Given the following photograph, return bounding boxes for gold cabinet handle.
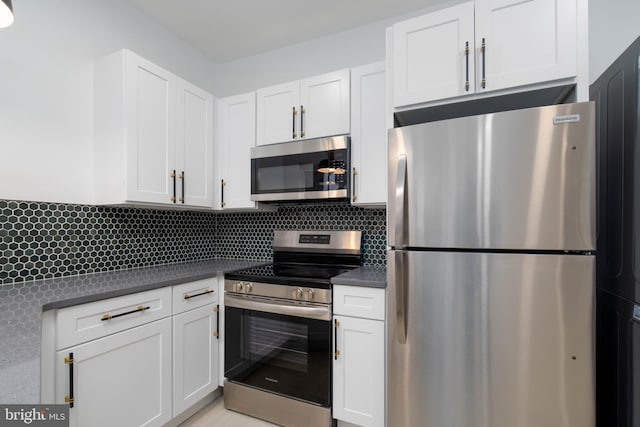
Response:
[64,352,75,408]
[179,171,185,204]
[184,289,214,300]
[170,170,177,203]
[481,38,486,89]
[334,319,340,359]
[464,41,470,91]
[352,167,358,202]
[292,106,298,139]
[221,179,227,208]
[101,305,150,321]
[214,304,220,339]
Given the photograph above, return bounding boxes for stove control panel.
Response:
[233,281,253,294]
[225,280,332,304]
[299,234,331,245]
[292,288,315,301]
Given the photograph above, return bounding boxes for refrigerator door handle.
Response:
[395,251,408,344]
[395,154,407,249]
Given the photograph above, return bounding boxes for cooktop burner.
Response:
[226,230,363,290]
[225,263,357,289]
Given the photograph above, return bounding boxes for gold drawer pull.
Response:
[184,289,214,300]
[101,305,150,321]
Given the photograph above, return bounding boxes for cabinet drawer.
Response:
[56,287,172,350]
[333,285,385,320]
[172,278,219,314]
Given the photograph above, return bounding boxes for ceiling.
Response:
[126,0,446,63]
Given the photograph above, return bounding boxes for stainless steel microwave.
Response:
[250,135,350,202]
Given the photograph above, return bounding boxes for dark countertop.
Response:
[0,258,267,404]
[331,266,387,288]
[41,259,268,311]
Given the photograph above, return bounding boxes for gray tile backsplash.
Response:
[0,200,386,286]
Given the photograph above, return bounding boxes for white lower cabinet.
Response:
[333,285,385,427]
[55,318,172,427]
[172,304,218,416]
[44,279,223,427]
[171,278,220,416]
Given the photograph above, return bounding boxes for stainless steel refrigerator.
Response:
[387,102,596,427]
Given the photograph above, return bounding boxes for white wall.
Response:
[212,5,452,97]
[589,0,640,83]
[0,0,217,204]
[212,20,387,97]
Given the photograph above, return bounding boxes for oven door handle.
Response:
[224,294,331,321]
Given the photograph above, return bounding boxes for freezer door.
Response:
[387,250,594,427]
[388,102,595,251]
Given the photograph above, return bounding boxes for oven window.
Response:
[225,307,332,407]
[248,316,308,372]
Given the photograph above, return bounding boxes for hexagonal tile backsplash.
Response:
[0,200,386,285]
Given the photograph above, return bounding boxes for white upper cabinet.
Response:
[299,69,350,140]
[350,62,387,207]
[95,49,214,208]
[256,81,300,146]
[123,54,177,205]
[393,2,475,107]
[176,79,214,208]
[391,0,577,107]
[256,69,350,145]
[215,92,259,210]
[475,0,577,92]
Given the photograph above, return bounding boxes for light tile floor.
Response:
[180,396,277,427]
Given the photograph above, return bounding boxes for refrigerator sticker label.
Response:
[553,114,580,125]
[634,305,640,322]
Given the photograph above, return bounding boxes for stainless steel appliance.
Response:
[590,35,640,427]
[387,102,596,427]
[250,135,350,202]
[223,230,362,427]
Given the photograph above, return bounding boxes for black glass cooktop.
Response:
[225,263,357,289]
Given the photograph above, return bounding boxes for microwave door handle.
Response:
[395,154,407,249]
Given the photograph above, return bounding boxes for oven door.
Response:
[224,295,332,407]
[250,135,349,201]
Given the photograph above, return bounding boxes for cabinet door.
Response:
[392,2,475,107]
[300,69,350,139]
[176,79,214,208]
[333,316,385,427]
[124,52,176,204]
[173,304,219,416]
[56,318,172,427]
[351,62,386,207]
[256,81,300,145]
[217,93,257,209]
[475,0,577,93]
